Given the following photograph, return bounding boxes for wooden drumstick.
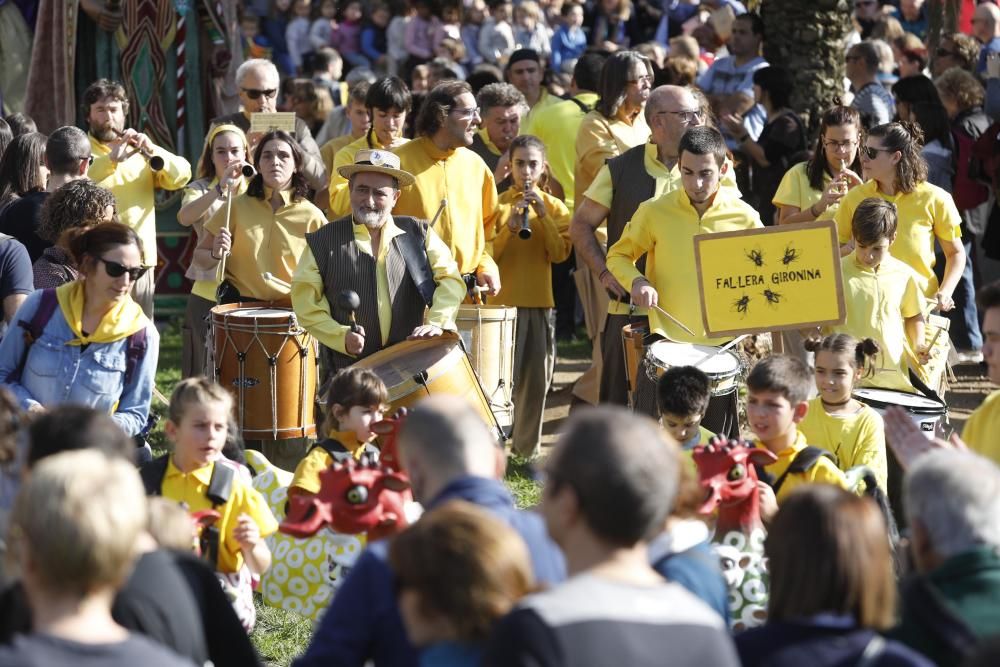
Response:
[217,187,234,283]
[650,303,695,336]
[261,272,291,290]
[429,198,447,227]
[695,334,749,369]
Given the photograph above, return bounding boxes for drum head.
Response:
[854,388,946,414]
[230,307,290,318]
[647,341,740,375]
[356,338,459,386]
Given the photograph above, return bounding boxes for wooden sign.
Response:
[250,112,297,134]
[694,220,845,337]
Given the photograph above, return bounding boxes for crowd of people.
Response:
[0,0,1000,665]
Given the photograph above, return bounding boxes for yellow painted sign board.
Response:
[250,112,297,134]
[694,220,845,337]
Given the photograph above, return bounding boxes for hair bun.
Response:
[859,338,880,357]
[898,119,925,145]
[803,338,821,353]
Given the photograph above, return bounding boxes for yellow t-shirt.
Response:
[290,431,371,494]
[328,133,409,217]
[963,389,1000,464]
[830,253,925,392]
[520,88,563,137]
[528,92,598,212]
[321,134,359,176]
[798,396,888,492]
[834,180,962,297]
[204,188,327,302]
[492,189,572,308]
[772,161,839,221]
[755,430,850,503]
[606,187,762,344]
[393,137,500,277]
[574,109,650,209]
[160,458,279,573]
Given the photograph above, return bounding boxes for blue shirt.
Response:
[978,37,1000,74]
[0,236,33,340]
[696,56,769,148]
[550,25,587,72]
[0,289,159,435]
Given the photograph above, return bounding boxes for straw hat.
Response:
[337,148,415,187]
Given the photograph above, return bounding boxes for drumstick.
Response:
[695,334,749,369]
[262,272,291,290]
[218,187,234,283]
[428,198,447,227]
[650,303,695,336]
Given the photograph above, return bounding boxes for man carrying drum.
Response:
[291,148,466,388]
[606,126,762,437]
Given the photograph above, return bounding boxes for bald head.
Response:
[974,3,1000,41]
[397,395,501,503]
[647,85,702,156]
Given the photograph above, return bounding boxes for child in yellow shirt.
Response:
[746,355,849,522]
[492,135,572,459]
[290,367,388,497]
[799,333,888,492]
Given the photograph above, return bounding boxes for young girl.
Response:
[332,0,371,69]
[285,0,313,72]
[361,2,392,72]
[799,334,888,493]
[492,135,571,459]
[153,377,278,630]
[310,0,337,52]
[289,368,388,497]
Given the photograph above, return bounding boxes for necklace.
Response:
[821,397,852,408]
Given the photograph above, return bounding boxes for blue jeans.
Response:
[936,233,982,350]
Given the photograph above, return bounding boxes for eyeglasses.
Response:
[98,257,149,282]
[823,139,856,149]
[241,87,278,100]
[628,74,654,85]
[78,155,95,166]
[450,106,481,120]
[861,145,894,160]
[660,109,704,123]
[935,48,959,58]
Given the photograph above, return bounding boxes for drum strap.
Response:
[769,446,837,495]
[392,217,436,308]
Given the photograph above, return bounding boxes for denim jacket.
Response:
[0,290,160,435]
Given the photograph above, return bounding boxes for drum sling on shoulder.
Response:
[140,455,236,567]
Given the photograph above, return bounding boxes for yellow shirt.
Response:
[475,127,502,158]
[321,133,359,177]
[798,396,888,492]
[772,161,839,221]
[204,188,327,302]
[393,137,500,276]
[963,389,1000,463]
[89,134,192,266]
[492,188,572,308]
[520,88,563,137]
[830,253,924,392]
[291,216,466,353]
[834,180,962,297]
[328,133,409,217]
[529,92,598,212]
[290,431,368,494]
[180,179,249,302]
[161,458,278,573]
[755,430,850,503]
[606,187,762,344]
[574,108,650,210]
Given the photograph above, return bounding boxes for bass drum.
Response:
[455,305,516,438]
[351,335,503,440]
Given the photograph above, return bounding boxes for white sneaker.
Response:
[956,349,984,364]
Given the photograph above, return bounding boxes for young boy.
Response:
[746,355,849,520]
[1,450,191,666]
[290,367,387,497]
[830,197,927,391]
[656,365,715,452]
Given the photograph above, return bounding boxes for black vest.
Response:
[469,133,512,193]
[606,144,654,294]
[305,215,435,371]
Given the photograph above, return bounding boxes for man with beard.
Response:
[469,82,526,193]
[84,79,191,316]
[291,148,465,380]
[394,80,503,298]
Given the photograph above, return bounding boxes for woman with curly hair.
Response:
[33,180,117,289]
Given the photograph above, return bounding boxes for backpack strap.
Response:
[123,326,148,387]
[9,288,59,383]
[139,454,171,497]
[206,461,236,507]
[567,96,593,113]
[771,446,836,495]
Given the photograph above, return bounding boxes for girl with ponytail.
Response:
[799,334,888,492]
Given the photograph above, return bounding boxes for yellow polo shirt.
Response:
[393,137,500,277]
[574,108,650,209]
[755,430,850,503]
[529,92,598,212]
[89,134,192,266]
[963,390,1000,464]
[291,216,465,354]
[160,458,278,573]
[492,189,572,308]
[829,253,924,392]
[772,161,840,221]
[328,133,409,217]
[606,187,762,344]
[321,133,360,177]
[520,88,563,137]
[290,430,370,494]
[204,188,327,302]
[834,180,962,297]
[798,396,888,492]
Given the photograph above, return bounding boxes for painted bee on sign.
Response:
[732,294,751,316]
[762,288,782,306]
[782,244,801,266]
[745,246,765,268]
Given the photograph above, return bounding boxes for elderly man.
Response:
[212,58,327,190]
[506,48,560,135]
[469,82,526,192]
[291,149,465,380]
[974,2,1000,74]
[572,86,737,407]
[84,79,191,317]
[891,449,1000,665]
[394,80,503,298]
[846,41,895,129]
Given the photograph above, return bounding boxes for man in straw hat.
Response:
[291,148,466,383]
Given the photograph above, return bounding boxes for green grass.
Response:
[149,318,183,456]
[252,600,315,666]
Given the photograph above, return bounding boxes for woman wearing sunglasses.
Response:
[834,121,966,316]
[0,222,159,440]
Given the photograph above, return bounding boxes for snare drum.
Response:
[621,323,648,401]
[854,387,948,435]
[211,304,318,440]
[643,341,742,396]
[455,305,516,437]
[352,336,503,439]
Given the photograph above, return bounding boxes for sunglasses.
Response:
[242,87,278,100]
[98,257,149,282]
[861,145,894,160]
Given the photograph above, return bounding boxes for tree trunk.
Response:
[759,0,852,138]
[925,0,961,53]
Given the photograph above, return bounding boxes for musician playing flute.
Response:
[291,149,465,390]
[85,79,191,317]
[393,80,502,299]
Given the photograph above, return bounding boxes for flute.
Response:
[111,128,164,171]
[518,178,533,240]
